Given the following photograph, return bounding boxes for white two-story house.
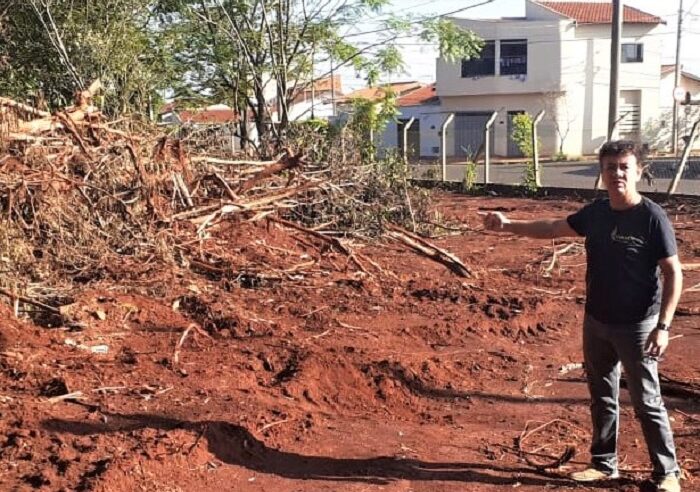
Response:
[436,0,665,158]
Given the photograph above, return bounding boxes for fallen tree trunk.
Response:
[237,151,302,194]
[0,97,50,118]
[13,79,102,136]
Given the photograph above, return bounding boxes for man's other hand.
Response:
[644,328,670,359]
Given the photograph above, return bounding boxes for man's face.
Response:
[600,152,642,195]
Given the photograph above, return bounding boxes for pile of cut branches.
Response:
[0,86,467,311]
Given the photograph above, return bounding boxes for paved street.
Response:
[412,158,700,196]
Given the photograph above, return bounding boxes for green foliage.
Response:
[280,129,432,234]
[364,149,431,230]
[511,113,534,158]
[285,118,340,164]
[348,90,399,162]
[360,0,391,11]
[522,161,538,194]
[511,113,540,194]
[0,0,483,150]
[0,1,176,115]
[462,160,479,192]
[420,18,484,63]
[375,46,404,74]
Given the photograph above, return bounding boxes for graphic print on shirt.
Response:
[610,226,646,248]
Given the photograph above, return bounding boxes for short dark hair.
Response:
[598,140,643,165]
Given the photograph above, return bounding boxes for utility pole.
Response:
[597,0,622,189]
[671,0,684,155]
[607,0,622,140]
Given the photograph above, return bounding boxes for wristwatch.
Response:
[656,322,670,332]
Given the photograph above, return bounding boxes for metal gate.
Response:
[454,112,495,160]
[507,111,526,157]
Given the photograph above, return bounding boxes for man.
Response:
[481,140,683,492]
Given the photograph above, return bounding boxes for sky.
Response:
[334,0,700,93]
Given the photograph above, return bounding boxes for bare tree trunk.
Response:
[28,0,84,90]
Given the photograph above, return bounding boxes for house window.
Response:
[621,43,643,63]
[462,40,495,77]
[500,39,527,75]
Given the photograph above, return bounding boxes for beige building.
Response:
[436,0,665,158]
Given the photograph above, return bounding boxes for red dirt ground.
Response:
[1,193,698,492]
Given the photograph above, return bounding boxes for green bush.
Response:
[511,113,534,158]
[462,160,478,192]
[511,113,539,194]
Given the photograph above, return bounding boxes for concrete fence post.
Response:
[441,113,455,182]
[532,109,546,187]
[402,116,416,164]
[483,111,498,185]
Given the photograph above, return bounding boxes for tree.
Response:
[1,0,487,155]
[158,0,485,154]
[0,1,178,116]
[541,91,574,159]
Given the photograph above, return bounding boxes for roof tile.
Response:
[536,2,662,24]
[341,81,422,102]
[397,84,438,107]
[178,109,238,124]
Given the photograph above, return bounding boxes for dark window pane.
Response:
[500,39,527,75]
[621,43,643,63]
[462,40,495,77]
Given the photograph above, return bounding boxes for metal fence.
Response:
[404,112,700,197]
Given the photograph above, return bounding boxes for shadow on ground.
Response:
[41,411,624,488]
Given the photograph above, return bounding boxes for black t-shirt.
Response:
[566,197,677,324]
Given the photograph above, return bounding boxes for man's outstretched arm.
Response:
[481,211,579,239]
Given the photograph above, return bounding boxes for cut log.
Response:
[385,223,473,278]
[0,287,60,315]
[190,156,280,166]
[237,151,302,194]
[0,97,50,118]
[75,79,103,109]
[676,306,700,316]
[14,79,102,135]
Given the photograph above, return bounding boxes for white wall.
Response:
[381,104,445,158]
[659,72,700,110]
[557,23,663,155]
[437,93,558,157]
[437,18,567,96]
[436,11,665,157]
[653,72,700,151]
[288,98,336,121]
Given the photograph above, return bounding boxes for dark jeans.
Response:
[583,314,679,479]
